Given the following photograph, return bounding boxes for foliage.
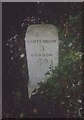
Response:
[34,13,82,118]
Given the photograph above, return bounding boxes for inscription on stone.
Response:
[25,24,59,98]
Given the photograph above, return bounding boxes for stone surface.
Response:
[25,24,59,98]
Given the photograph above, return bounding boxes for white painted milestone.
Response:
[25,24,59,98]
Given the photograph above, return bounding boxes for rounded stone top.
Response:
[25,24,58,39]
